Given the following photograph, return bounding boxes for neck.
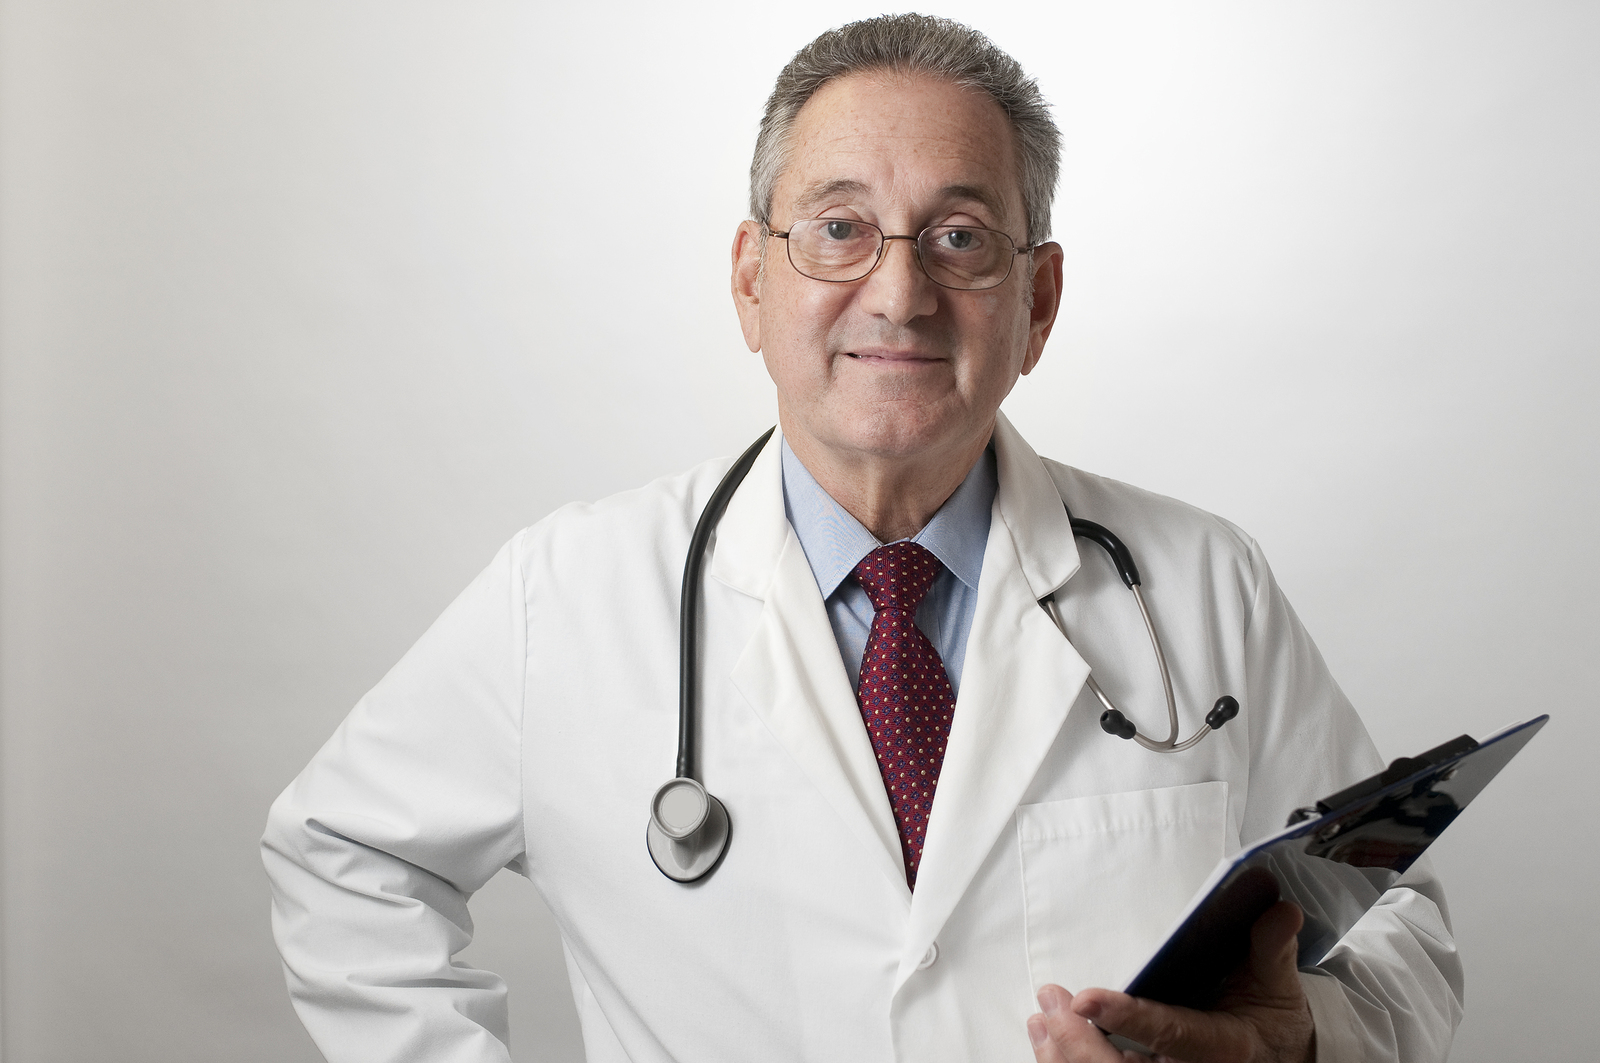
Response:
[783,418,992,542]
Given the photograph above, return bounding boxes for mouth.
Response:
[843,347,943,365]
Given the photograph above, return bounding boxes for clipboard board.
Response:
[1104,714,1548,1053]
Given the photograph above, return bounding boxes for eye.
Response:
[823,220,857,241]
[933,227,982,252]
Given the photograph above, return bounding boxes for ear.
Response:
[1020,241,1064,376]
[731,220,766,353]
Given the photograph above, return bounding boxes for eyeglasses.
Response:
[768,218,1034,291]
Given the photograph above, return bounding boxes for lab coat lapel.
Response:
[713,432,912,899]
[897,414,1092,985]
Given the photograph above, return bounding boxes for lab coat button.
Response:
[917,943,939,970]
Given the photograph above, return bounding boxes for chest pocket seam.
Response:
[1016,781,1229,995]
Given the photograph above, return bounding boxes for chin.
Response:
[831,406,979,461]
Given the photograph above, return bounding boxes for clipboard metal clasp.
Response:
[1287,734,1481,827]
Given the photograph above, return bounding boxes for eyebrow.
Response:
[938,184,1009,225]
[786,179,1012,228]
[789,179,871,219]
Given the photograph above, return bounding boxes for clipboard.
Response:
[1103,714,1548,1053]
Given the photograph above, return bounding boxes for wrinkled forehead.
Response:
[774,72,1026,230]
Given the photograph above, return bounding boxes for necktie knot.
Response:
[851,541,942,614]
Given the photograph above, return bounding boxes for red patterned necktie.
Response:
[852,541,957,889]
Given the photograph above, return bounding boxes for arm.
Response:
[261,537,529,1063]
[1028,534,1464,1062]
[1234,535,1464,1061]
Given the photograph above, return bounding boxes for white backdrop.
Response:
[1,2,1596,1060]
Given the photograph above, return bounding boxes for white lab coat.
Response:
[264,414,1463,1063]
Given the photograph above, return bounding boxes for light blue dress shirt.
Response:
[780,439,997,696]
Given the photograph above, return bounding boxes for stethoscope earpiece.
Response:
[1205,696,1240,730]
[1099,695,1238,749]
[1099,709,1138,740]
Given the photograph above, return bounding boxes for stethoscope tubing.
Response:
[655,428,1235,882]
[676,427,775,780]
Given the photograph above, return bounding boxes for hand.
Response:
[1026,901,1314,1063]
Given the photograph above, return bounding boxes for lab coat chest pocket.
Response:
[1017,781,1228,995]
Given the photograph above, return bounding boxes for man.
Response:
[264,15,1462,1062]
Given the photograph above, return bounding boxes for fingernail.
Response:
[1037,987,1062,1015]
[1027,1015,1049,1048]
[1075,998,1102,1020]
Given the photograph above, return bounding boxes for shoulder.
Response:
[1042,458,1257,552]
[1038,457,1267,588]
[506,454,738,588]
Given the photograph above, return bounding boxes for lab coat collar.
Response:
[716,428,912,896]
[707,427,788,600]
[712,415,1097,959]
[989,410,1082,600]
[710,412,1080,599]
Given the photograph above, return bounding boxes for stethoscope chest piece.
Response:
[646,776,730,883]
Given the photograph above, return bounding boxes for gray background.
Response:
[1,1,1595,1060]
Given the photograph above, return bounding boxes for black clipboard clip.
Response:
[1285,733,1480,827]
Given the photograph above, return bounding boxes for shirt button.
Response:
[917,943,939,970]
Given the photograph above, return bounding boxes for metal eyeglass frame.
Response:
[767,218,1037,291]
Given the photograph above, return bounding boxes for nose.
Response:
[858,235,939,326]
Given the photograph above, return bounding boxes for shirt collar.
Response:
[780,438,996,600]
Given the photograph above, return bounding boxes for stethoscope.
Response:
[646,429,1240,882]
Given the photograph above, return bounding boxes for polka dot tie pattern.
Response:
[851,541,956,890]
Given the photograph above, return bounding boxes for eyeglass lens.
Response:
[783,219,1017,290]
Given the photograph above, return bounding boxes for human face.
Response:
[732,73,1062,474]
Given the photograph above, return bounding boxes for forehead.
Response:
[775,72,1023,227]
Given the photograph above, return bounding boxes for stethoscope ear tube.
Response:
[1055,504,1239,754]
[1068,517,1141,588]
[652,427,775,883]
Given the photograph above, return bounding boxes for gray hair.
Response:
[749,14,1060,245]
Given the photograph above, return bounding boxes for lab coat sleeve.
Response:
[261,535,530,1063]
[1235,534,1465,1063]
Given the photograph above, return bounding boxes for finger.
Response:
[1071,988,1251,1063]
[1028,1013,1068,1063]
[1035,985,1126,1062]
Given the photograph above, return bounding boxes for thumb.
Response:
[1250,901,1305,993]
